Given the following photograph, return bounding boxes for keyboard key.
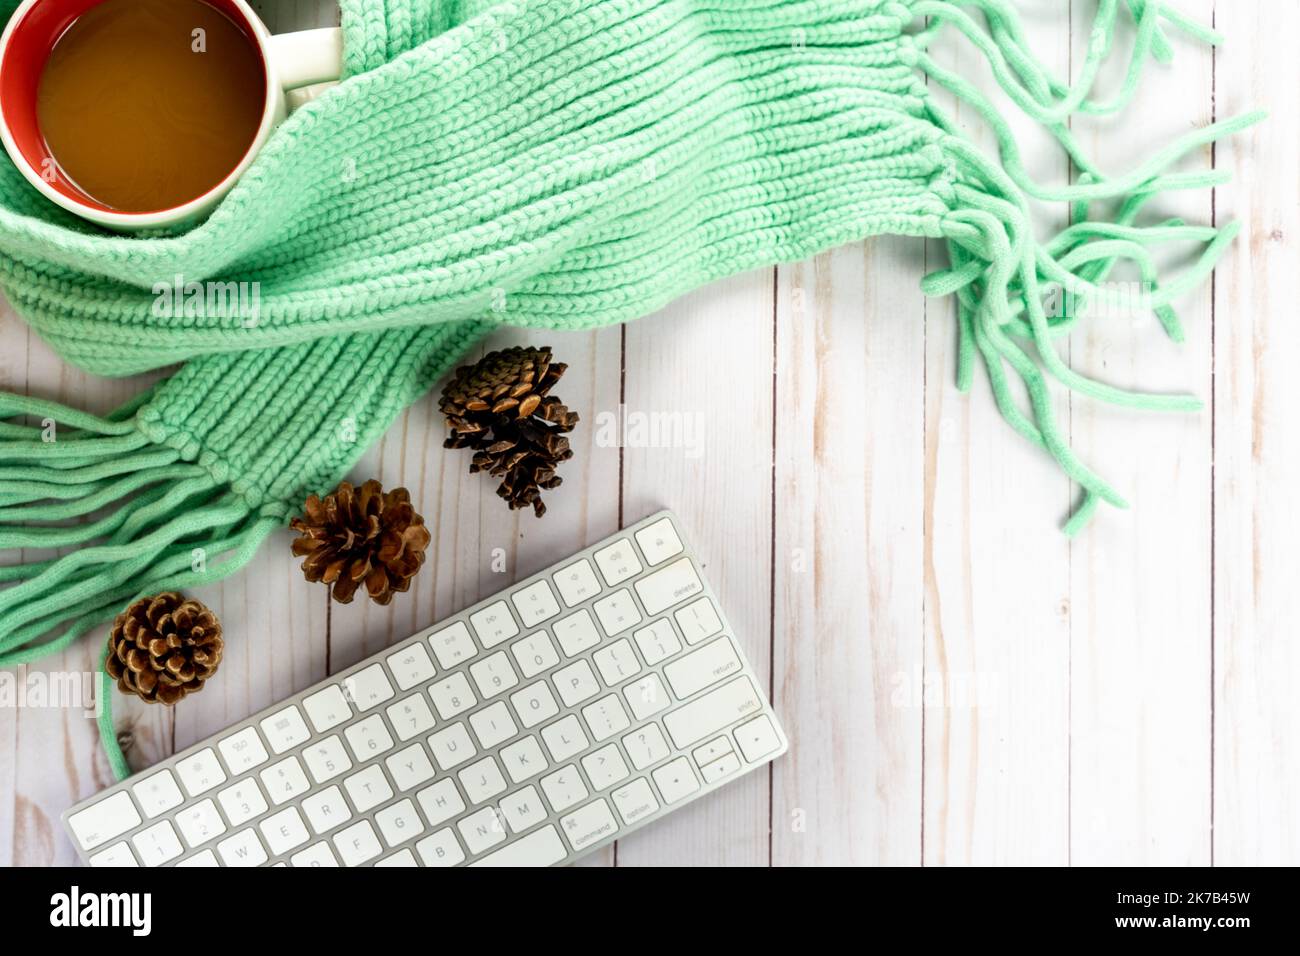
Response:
[560,798,618,852]
[593,638,641,686]
[633,619,681,665]
[664,636,742,699]
[541,714,589,762]
[302,684,352,733]
[582,744,630,790]
[428,672,476,720]
[386,643,436,690]
[593,588,642,636]
[375,798,424,847]
[552,558,601,607]
[634,557,703,616]
[301,786,351,834]
[663,676,762,749]
[386,743,436,791]
[386,694,436,741]
[552,608,601,657]
[217,728,269,775]
[260,706,310,755]
[611,778,660,826]
[344,713,395,761]
[458,807,508,855]
[343,764,393,812]
[674,596,722,645]
[509,680,559,729]
[131,770,183,819]
[511,631,559,678]
[89,842,137,867]
[416,778,466,827]
[458,756,508,804]
[553,659,600,707]
[301,735,352,784]
[428,722,477,770]
[469,700,518,748]
[581,694,630,742]
[540,765,589,813]
[499,785,548,834]
[593,538,642,586]
[416,828,466,866]
[291,843,339,867]
[260,806,310,855]
[217,828,268,866]
[342,664,394,711]
[217,779,268,827]
[501,735,548,783]
[471,824,567,867]
[624,674,670,720]
[174,849,218,867]
[376,848,419,867]
[699,751,743,784]
[511,580,561,628]
[734,714,783,762]
[260,756,310,805]
[469,650,519,699]
[175,748,227,796]
[652,757,700,804]
[623,723,671,770]
[692,735,734,766]
[469,601,519,648]
[428,621,478,668]
[333,820,383,866]
[131,820,183,866]
[175,799,225,847]
[634,516,684,566]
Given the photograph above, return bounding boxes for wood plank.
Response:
[614,271,775,866]
[1212,0,1300,866]
[920,3,1073,865]
[771,239,925,865]
[1066,0,1216,866]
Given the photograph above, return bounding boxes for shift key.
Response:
[663,676,763,749]
[634,557,703,616]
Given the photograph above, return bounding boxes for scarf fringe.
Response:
[906,0,1264,533]
[0,394,278,667]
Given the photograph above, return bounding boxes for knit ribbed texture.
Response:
[0,0,1261,743]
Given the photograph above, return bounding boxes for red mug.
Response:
[0,0,343,231]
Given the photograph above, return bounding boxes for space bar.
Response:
[470,825,568,867]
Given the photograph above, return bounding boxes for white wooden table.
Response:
[2,1,1297,866]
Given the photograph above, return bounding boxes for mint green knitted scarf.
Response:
[0,0,1260,773]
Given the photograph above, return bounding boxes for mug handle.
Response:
[268,26,344,104]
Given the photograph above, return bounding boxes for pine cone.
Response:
[106,593,223,705]
[290,479,430,605]
[439,346,579,517]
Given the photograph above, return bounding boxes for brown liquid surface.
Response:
[37,0,265,213]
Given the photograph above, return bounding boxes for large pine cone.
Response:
[439,346,579,517]
[290,479,430,605]
[106,593,223,705]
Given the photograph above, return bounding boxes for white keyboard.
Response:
[64,511,787,867]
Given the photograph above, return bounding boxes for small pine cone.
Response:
[106,593,223,705]
[290,479,431,605]
[439,346,579,517]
